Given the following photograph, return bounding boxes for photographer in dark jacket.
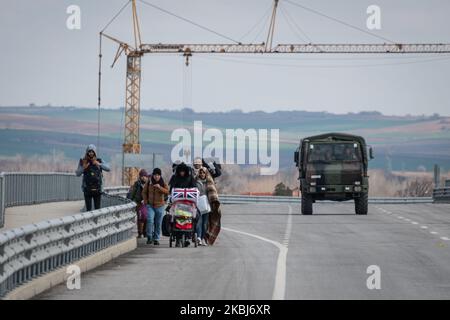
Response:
[75,144,110,211]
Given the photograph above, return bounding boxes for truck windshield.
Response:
[307,143,362,162]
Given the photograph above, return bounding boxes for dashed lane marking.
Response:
[376,207,449,242]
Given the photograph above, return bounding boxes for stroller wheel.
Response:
[182,234,190,247]
[194,233,198,248]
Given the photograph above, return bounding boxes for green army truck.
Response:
[294,133,374,215]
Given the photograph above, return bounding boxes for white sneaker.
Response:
[197,238,202,245]
[201,239,207,246]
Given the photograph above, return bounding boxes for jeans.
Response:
[196,212,209,239]
[84,191,101,211]
[146,205,165,241]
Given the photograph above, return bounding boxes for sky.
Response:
[1,0,450,116]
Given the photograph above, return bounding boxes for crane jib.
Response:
[139,43,450,54]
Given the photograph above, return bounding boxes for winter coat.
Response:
[142,180,169,208]
[169,163,196,191]
[195,167,221,245]
[75,144,110,193]
[195,167,219,205]
[129,179,146,204]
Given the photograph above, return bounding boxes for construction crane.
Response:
[100,0,450,186]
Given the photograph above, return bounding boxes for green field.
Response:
[0,106,449,172]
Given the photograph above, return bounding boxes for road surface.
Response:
[36,202,450,299]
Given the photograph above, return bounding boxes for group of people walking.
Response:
[76,144,222,247]
[129,158,222,247]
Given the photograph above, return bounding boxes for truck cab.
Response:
[294,133,373,215]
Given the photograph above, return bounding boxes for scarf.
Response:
[151,175,165,187]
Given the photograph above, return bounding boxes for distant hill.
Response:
[1,106,449,172]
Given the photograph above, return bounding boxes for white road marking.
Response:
[282,206,293,248]
[222,205,292,300]
[379,208,448,242]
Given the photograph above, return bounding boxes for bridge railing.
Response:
[219,194,433,204]
[433,187,450,203]
[104,190,434,205]
[0,172,84,228]
[0,175,4,229]
[0,192,135,298]
[2,172,83,207]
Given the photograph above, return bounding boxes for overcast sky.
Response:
[1,0,450,115]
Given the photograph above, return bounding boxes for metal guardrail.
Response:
[0,193,135,298]
[0,175,5,229]
[367,197,433,204]
[104,187,435,204]
[433,187,450,203]
[103,186,130,197]
[0,172,84,228]
[2,172,83,208]
[219,195,434,204]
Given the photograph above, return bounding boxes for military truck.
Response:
[294,133,374,215]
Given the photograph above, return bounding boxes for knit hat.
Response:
[152,168,162,175]
[139,169,148,177]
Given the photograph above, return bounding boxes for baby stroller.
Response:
[168,188,199,248]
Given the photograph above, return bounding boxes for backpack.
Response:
[84,162,102,192]
[161,214,172,237]
[130,181,144,203]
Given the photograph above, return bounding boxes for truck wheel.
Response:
[355,193,368,215]
[301,193,313,215]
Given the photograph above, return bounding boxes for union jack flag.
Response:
[171,188,199,203]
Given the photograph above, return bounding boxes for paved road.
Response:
[36,202,450,300]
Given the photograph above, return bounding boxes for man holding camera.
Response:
[76,144,110,211]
